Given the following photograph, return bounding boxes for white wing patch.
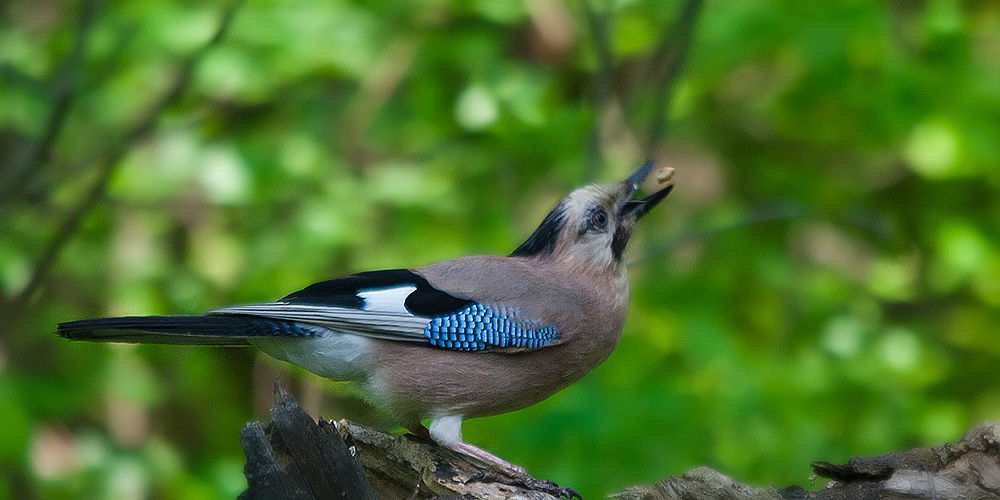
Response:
[357,285,417,314]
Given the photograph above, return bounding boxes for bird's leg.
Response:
[406,423,524,473]
[410,418,580,499]
[450,441,581,499]
[463,457,581,500]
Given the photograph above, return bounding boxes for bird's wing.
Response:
[210,269,561,352]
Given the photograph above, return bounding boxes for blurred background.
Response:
[2,0,1000,498]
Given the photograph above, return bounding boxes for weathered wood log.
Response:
[618,421,1000,500]
[335,418,579,499]
[808,420,1000,500]
[241,378,1000,499]
[241,379,572,499]
[238,378,377,500]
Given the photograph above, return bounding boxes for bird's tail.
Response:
[57,315,313,345]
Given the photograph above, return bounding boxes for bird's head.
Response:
[510,161,673,273]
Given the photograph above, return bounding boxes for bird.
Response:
[58,161,673,485]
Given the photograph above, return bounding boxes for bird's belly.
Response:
[250,332,376,382]
[371,337,620,421]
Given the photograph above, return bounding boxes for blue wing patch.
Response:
[423,303,559,351]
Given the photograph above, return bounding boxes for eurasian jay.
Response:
[58,161,673,482]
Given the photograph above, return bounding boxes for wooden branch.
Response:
[242,378,1000,499]
[239,378,377,500]
[810,421,1000,499]
[243,378,571,499]
[618,421,1000,500]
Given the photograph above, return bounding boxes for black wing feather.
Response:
[281,269,472,317]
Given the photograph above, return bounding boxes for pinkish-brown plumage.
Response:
[370,254,628,424]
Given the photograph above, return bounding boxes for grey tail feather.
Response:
[56,315,316,345]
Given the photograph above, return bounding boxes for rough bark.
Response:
[617,421,1000,500]
[238,379,377,500]
[241,379,1000,500]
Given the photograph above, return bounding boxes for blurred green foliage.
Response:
[2,0,1000,498]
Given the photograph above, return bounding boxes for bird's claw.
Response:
[467,470,582,499]
[522,477,582,500]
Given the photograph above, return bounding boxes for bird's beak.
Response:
[617,161,674,221]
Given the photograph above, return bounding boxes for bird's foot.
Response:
[450,441,581,498]
[467,469,582,499]
[450,441,526,475]
[406,429,581,499]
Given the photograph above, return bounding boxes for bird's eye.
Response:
[589,208,608,230]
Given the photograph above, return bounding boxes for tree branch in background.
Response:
[580,0,615,182]
[340,36,422,167]
[632,200,892,268]
[89,24,141,95]
[3,1,243,318]
[0,0,98,208]
[641,0,703,159]
[630,200,806,267]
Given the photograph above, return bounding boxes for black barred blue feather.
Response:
[424,304,560,351]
